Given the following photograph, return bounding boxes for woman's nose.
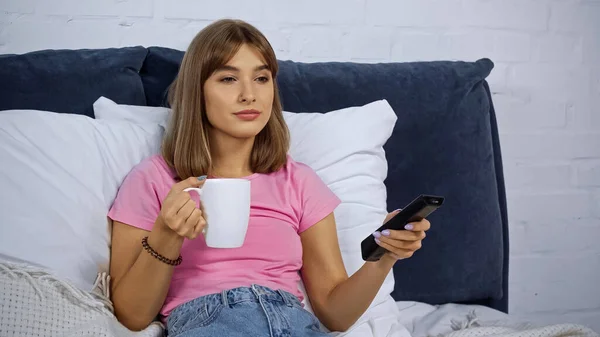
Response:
[238,81,256,103]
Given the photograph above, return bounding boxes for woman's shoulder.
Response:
[273,155,323,185]
[277,155,315,177]
[127,154,176,181]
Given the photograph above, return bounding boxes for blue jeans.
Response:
[166,284,329,337]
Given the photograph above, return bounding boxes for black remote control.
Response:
[361,194,444,262]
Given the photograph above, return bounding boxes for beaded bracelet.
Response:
[141,236,182,266]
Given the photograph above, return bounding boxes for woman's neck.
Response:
[208,131,255,178]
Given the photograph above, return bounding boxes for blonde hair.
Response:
[162,19,290,179]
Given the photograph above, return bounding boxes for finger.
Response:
[380,229,426,241]
[177,199,197,219]
[163,193,191,218]
[377,235,423,251]
[375,238,415,259]
[404,219,430,231]
[189,216,207,240]
[174,176,206,191]
[184,208,202,229]
[170,193,194,215]
[384,209,402,223]
[184,209,204,239]
[165,193,195,221]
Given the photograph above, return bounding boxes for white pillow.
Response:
[94,96,171,128]
[93,97,397,311]
[0,109,163,291]
[285,103,397,307]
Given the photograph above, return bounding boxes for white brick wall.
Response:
[1,0,599,332]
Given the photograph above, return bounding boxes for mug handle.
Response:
[183,187,202,196]
[183,187,207,235]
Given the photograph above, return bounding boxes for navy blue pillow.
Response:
[140,47,507,311]
[140,47,184,107]
[276,59,505,309]
[0,47,148,117]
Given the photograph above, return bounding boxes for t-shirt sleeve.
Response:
[107,160,162,232]
[295,163,342,233]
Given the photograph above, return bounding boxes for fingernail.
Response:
[394,209,401,212]
[197,175,207,181]
[373,231,382,238]
[382,229,391,236]
[405,224,413,230]
[375,238,381,245]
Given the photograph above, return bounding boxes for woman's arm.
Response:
[109,176,206,331]
[109,220,183,331]
[300,211,429,332]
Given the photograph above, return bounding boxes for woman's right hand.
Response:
[156,176,207,240]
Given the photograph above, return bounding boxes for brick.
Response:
[163,0,264,22]
[119,20,207,50]
[36,0,153,17]
[503,163,572,191]
[506,191,594,223]
[252,25,291,59]
[0,0,34,13]
[592,94,600,128]
[0,12,19,25]
[486,64,509,92]
[583,35,600,66]
[366,0,462,28]
[507,65,591,101]
[390,31,441,61]
[592,68,600,97]
[549,1,600,34]
[121,20,288,57]
[342,27,392,60]
[532,33,583,64]
[509,219,600,256]
[507,222,528,255]
[264,0,364,25]
[493,94,567,130]
[288,26,345,58]
[0,27,6,54]
[594,192,600,218]
[462,0,549,31]
[490,31,532,63]
[438,30,530,63]
[561,90,599,131]
[577,164,600,187]
[1,18,121,54]
[500,133,600,160]
[509,255,600,313]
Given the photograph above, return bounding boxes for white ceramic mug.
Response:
[184,178,251,248]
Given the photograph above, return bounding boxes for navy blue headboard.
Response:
[140,47,509,313]
[0,46,509,313]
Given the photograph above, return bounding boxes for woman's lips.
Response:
[234,109,260,121]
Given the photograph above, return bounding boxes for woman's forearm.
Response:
[111,226,183,331]
[319,256,396,332]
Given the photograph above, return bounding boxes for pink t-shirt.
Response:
[108,154,341,319]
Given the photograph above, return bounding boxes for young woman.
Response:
[108,19,430,337]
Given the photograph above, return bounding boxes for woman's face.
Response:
[203,44,274,140]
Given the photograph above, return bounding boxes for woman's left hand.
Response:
[373,210,431,261]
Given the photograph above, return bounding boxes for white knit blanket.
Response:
[0,262,164,337]
[1,261,598,337]
[433,310,599,337]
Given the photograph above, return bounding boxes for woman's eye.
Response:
[221,77,236,83]
[256,76,270,83]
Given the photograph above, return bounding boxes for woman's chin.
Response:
[226,129,262,140]
[227,125,266,140]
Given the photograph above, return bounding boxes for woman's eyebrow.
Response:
[215,64,269,72]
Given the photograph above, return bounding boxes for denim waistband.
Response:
[169,284,302,319]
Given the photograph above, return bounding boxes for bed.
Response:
[0,46,596,337]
